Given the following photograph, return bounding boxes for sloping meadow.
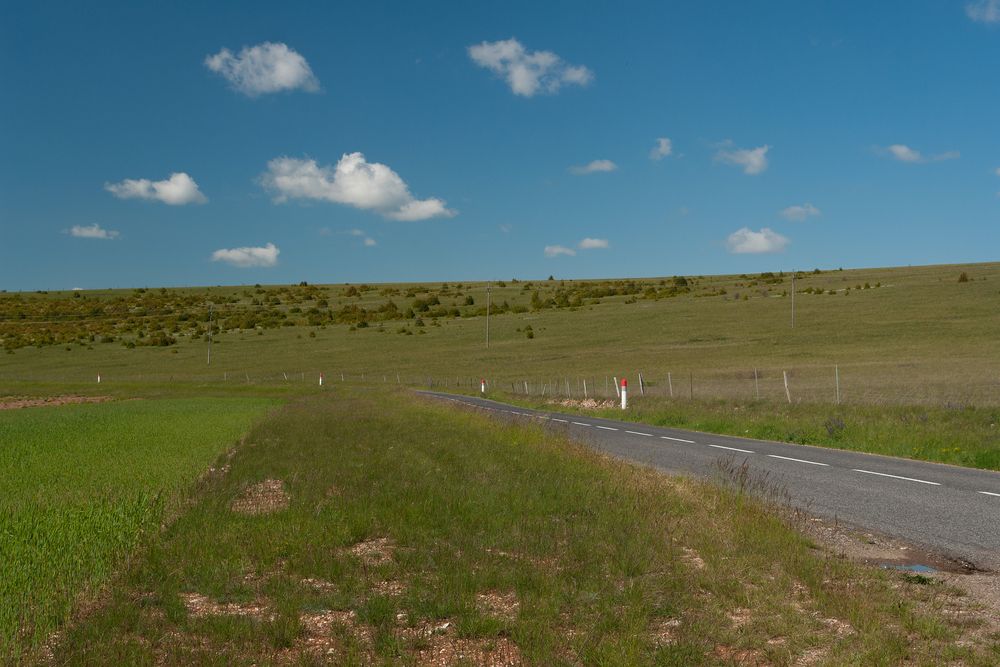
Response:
[48,389,996,665]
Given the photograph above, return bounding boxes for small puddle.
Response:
[880,563,938,574]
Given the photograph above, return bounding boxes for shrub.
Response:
[958,272,969,283]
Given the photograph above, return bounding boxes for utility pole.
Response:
[790,271,796,329]
[207,304,213,365]
[486,282,492,348]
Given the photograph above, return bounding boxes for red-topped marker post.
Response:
[480,378,486,394]
[620,378,628,410]
[319,372,324,387]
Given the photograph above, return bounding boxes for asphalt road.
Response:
[422,391,1000,572]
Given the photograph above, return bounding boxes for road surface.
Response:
[423,391,1000,571]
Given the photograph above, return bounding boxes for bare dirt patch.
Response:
[548,398,617,410]
[0,395,113,410]
[230,479,290,515]
[681,547,706,571]
[372,579,407,596]
[400,620,522,666]
[348,537,395,566]
[180,592,272,621]
[475,591,519,622]
[649,617,681,647]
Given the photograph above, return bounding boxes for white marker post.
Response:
[319,372,324,387]
[480,378,486,394]
[97,373,101,384]
[620,378,628,410]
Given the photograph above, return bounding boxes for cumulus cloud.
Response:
[726,227,789,254]
[468,38,593,97]
[883,144,959,163]
[967,0,1000,23]
[68,224,119,239]
[649,137,673,160]
[363,237,377,247]
[780,203,821,222]
[205,42,319,96]
[578,237,609,249]
[544,245,576,257]
[105,172,207,205]
[570,159,617,175]
[211,242,279,268]
[345,228,377,246]
[715,142,770,175]
[260,153,455,221]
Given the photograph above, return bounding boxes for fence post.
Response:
[638,372,645,396]
[835,365,840,404]
[583,379,588,399]
[754,368,759,400]
[668,372,673,398]
[783,371,792,404]
[614,377,620,397]
[689,372,693,399]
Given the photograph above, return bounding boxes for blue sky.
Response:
[3,1,1000,290]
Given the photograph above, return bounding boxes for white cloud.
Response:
[260,153,455,221]
[780,203,821,222]
[570,159,617,175]
[726,227,789,254]
[994,167,1000,177]
[68,224,119,239]
[105,172,207,205]
[967,0,1000,23]
[468,38,593,97]
[211,242,279,268]
[715,142,770,175]
[363,237,377,247]
[205,42,319,96]
[649,137,673,160]
[544,245,576,257]
[883,144,960,163]
[578,237,609,249]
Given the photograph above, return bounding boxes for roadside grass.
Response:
[0,397,278,660]
[51,388,996,665]
[488,393,1000,471]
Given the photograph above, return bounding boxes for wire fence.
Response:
[7,362,997,409]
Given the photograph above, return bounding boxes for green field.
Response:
[4,261,1000,662]
[0,397,277,660]
[48,389,998,665]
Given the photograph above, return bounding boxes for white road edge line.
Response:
[768,454,830,467]
[660,436,695,444]
[709,444,755,454]
[552,418,568,423]
[979,491,1000,497]
[595,425,618,431]
[626,430,654,437]
[852,469,940,486]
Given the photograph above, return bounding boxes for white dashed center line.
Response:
[552,418,568,423]
[625,430,653,437]
[572,421,591,427]
[660,436,695,444]
[979,491,1000,497]
[595,425,618,431]
[709,444,755,454]
[852,469,940,486]
[768,454,830,467]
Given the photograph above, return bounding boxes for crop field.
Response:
[0,397,277,660]
[45,389,999,665]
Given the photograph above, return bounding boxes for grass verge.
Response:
[0,397,278,660]
[48,388,997,665]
